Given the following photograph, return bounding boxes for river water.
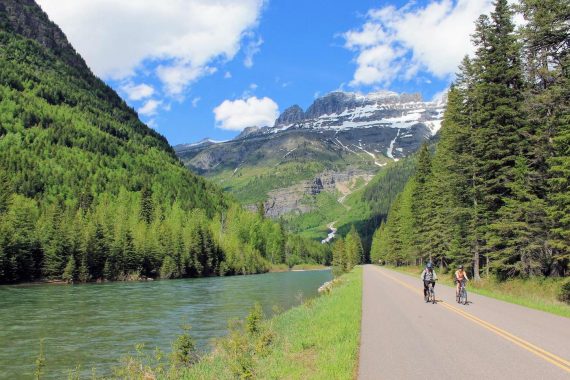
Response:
[0,269,331,379]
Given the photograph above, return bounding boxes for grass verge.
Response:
[385,265,570,318]
[183,267,362,379]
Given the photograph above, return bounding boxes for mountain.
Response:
[176,90,445,219]
[0,0,326,283]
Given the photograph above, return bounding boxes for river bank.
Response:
[118,267,362,379]
[2,270,332,379]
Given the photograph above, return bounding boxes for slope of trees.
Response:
[372,0,569,279]
[0,6,328,283]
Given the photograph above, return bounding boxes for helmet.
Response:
[458,265,464,269]
[427,262,433,269]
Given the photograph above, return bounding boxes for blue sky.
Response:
[38,0,493,145]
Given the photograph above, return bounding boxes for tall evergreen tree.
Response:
[139,187,154,224]
[518,0,570,275]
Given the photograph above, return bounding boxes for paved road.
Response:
[358,265,570,380]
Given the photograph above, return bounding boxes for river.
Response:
[0,269,331,379]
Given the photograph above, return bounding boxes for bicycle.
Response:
[424,280,436,304]
[457,280,467,305]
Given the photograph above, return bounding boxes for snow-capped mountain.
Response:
[272,91,445,135]
[177,90,445,170]
[175,90,445,215]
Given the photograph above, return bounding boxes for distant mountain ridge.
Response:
[176,90,445,218]
[177,89,445,169]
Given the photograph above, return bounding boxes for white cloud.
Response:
[243,35,263,68]
[37,0,265,96]
[138,99,162,116]
[343,0,493,86]
[191,97,201,108]
[121,82,155,101]
[156,63,216,96]
[213,96,279,131]
[224,71,233,79]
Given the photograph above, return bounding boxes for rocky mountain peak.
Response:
[275,105,304,126]
[236,126,262,139]
[304,92,353,119]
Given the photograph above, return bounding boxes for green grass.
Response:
[130,267,363,379]
[249,267,362,379]
[385,265,570,318]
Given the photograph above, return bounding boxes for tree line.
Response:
[371,0,569,279]
[0,181,330,283]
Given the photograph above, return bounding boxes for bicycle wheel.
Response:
[431,288,436,304]
[461,288,467,305]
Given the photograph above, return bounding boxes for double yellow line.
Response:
[374,267,570,374]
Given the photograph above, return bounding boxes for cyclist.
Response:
[420,262,437,301]
[454,265,469,301]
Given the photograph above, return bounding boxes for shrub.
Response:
[172,324,199,367]
[558,278,570,304]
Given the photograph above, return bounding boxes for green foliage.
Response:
[61,255,76,283]
[34,339,46,380]
[246,303,264,336]
[332,227,362,276]
[372,0,569,279]
[171,324,199,367]
[559,278,570,304]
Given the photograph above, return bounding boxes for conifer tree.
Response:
[332,238,346,276]
[62,255,76,283]
[139,187,154,224]
[518,0,570,275]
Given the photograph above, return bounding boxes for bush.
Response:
[558,278,570,304]
[172,324,199,367]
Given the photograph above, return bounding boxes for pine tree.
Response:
[345,225,364,268]
[470,0,532,276]
[139,187,154,224]
[411,144,432,259]
[518,0,570,275]
[332,238,346,277]
[78,257,90,283]
[370,224,384,264]
[0,169,11,214]
[62,255,76,283]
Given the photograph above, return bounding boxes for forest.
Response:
[371,0,569,279]
[0,9,329,284]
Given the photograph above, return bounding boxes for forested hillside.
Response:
[372,0,569,279]
[0,0,328,284]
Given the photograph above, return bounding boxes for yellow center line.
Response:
[371,266,570,374]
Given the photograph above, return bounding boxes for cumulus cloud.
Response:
[37,0,265,95]
[343,0,493,86]
[213,97,279,131]
[138,99,162,117]
[121,82,155,101]
[191,97,201,108]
